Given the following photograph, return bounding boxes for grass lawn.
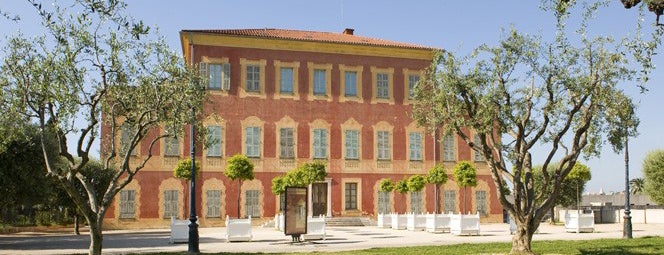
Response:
[144,236,664,255]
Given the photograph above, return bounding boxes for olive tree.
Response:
[412,1,661,253]
[643,150,664,204]
[0,1,203,254]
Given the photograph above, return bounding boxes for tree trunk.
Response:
[88,218,103,255]
[74,212,80,235]
[435,184,440,214]
[510,220,536,255]
[237,179,241,218]
[549,206,555,225]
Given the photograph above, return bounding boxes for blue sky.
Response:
[2,0,662,193]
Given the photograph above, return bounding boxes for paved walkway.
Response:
[1,223,663,254]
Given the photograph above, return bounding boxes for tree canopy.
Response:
[534,163,592,208]
[379,178,395,193]
[407,175,427,192]
[643,150,664,204]
[173,158,200,181]
[270,161,328,195]
[426,164,448,185]
[0,1,204,253]
[395,179,410,194]
[224,155,255,182]
[452,161,478,189]
[412,1,661,253]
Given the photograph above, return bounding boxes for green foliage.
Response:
[271,176,287,195]
[0,1,205,253]
[172,158,200,181]
[630,178,645,194]
[395,179,410,194]
[270,161,327,195]
[407,175,427,192]
[643,150,664,204]
[533,162,592,208]
[426,164,448,185]
[379,178,395,192]
[453,161,478,188]
[224,155,255,181]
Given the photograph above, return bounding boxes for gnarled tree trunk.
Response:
[510,216,539,255]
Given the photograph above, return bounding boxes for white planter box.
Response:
[274,213,285,231]
[303,216,326,240]
[406,213,426,231]
[170,217,189,243]
[508,216,540,234]
[425,213,451,233]
[390,213,407,230]
[226,216,253,242]
[565,211,595,233]
[377,213,392,228]
[450,212,480,235]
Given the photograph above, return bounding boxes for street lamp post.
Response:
[188,106,200,253]
[623,137,632,239]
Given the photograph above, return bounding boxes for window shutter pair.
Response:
[200,62,231,91]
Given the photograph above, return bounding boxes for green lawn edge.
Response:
[137,236,664,255]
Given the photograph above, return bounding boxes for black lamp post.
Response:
[188,105,200,253]
[623,137,632,239]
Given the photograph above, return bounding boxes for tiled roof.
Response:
[181,28,435,50]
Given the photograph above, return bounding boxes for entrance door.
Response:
[312,183,328,217]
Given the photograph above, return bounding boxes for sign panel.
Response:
[284,187,308,236]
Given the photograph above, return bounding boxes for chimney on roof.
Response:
[343,28,354,35]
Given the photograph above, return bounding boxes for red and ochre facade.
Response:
[104,28,503,228]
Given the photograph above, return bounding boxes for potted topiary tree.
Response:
[171,158,200,243]
[224,154,255,218]
[453,161,477,214]
[377,178,395,228]
[426,164,448,214]
[391,178,410,230]
[451,161,480,235]
[425,164,450,233]
[406,175,427,231]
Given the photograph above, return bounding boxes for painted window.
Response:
[476,190,487,215]
[206,126,222,157]
[377,191,390,214]
[410,191,423,214]
[246,65,260,92]
[376,73,389,99]
[474,135,485,161]
[163,190,178,218]
[280,67,294,94]
[164,136,179,157]
[245,127,260,158]
[344,71,357,97]
[313,128,328,159]
[408,74,420,99]
[119,190,135,219]
[313,69,326,95]
[409,132,423,161]
[201,62,230,90]
[377,131,390,160]
[443,134,455,161]
[245,190,261,217]
[120,123,136,156]
[345,183,358,210]
[444,190,456,213]
[280,128,294,159]
[206,190,221,218]
[345,130,359,160]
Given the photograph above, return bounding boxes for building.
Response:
[104,28,503,228]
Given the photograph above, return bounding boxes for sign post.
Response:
[284,187,308,242]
